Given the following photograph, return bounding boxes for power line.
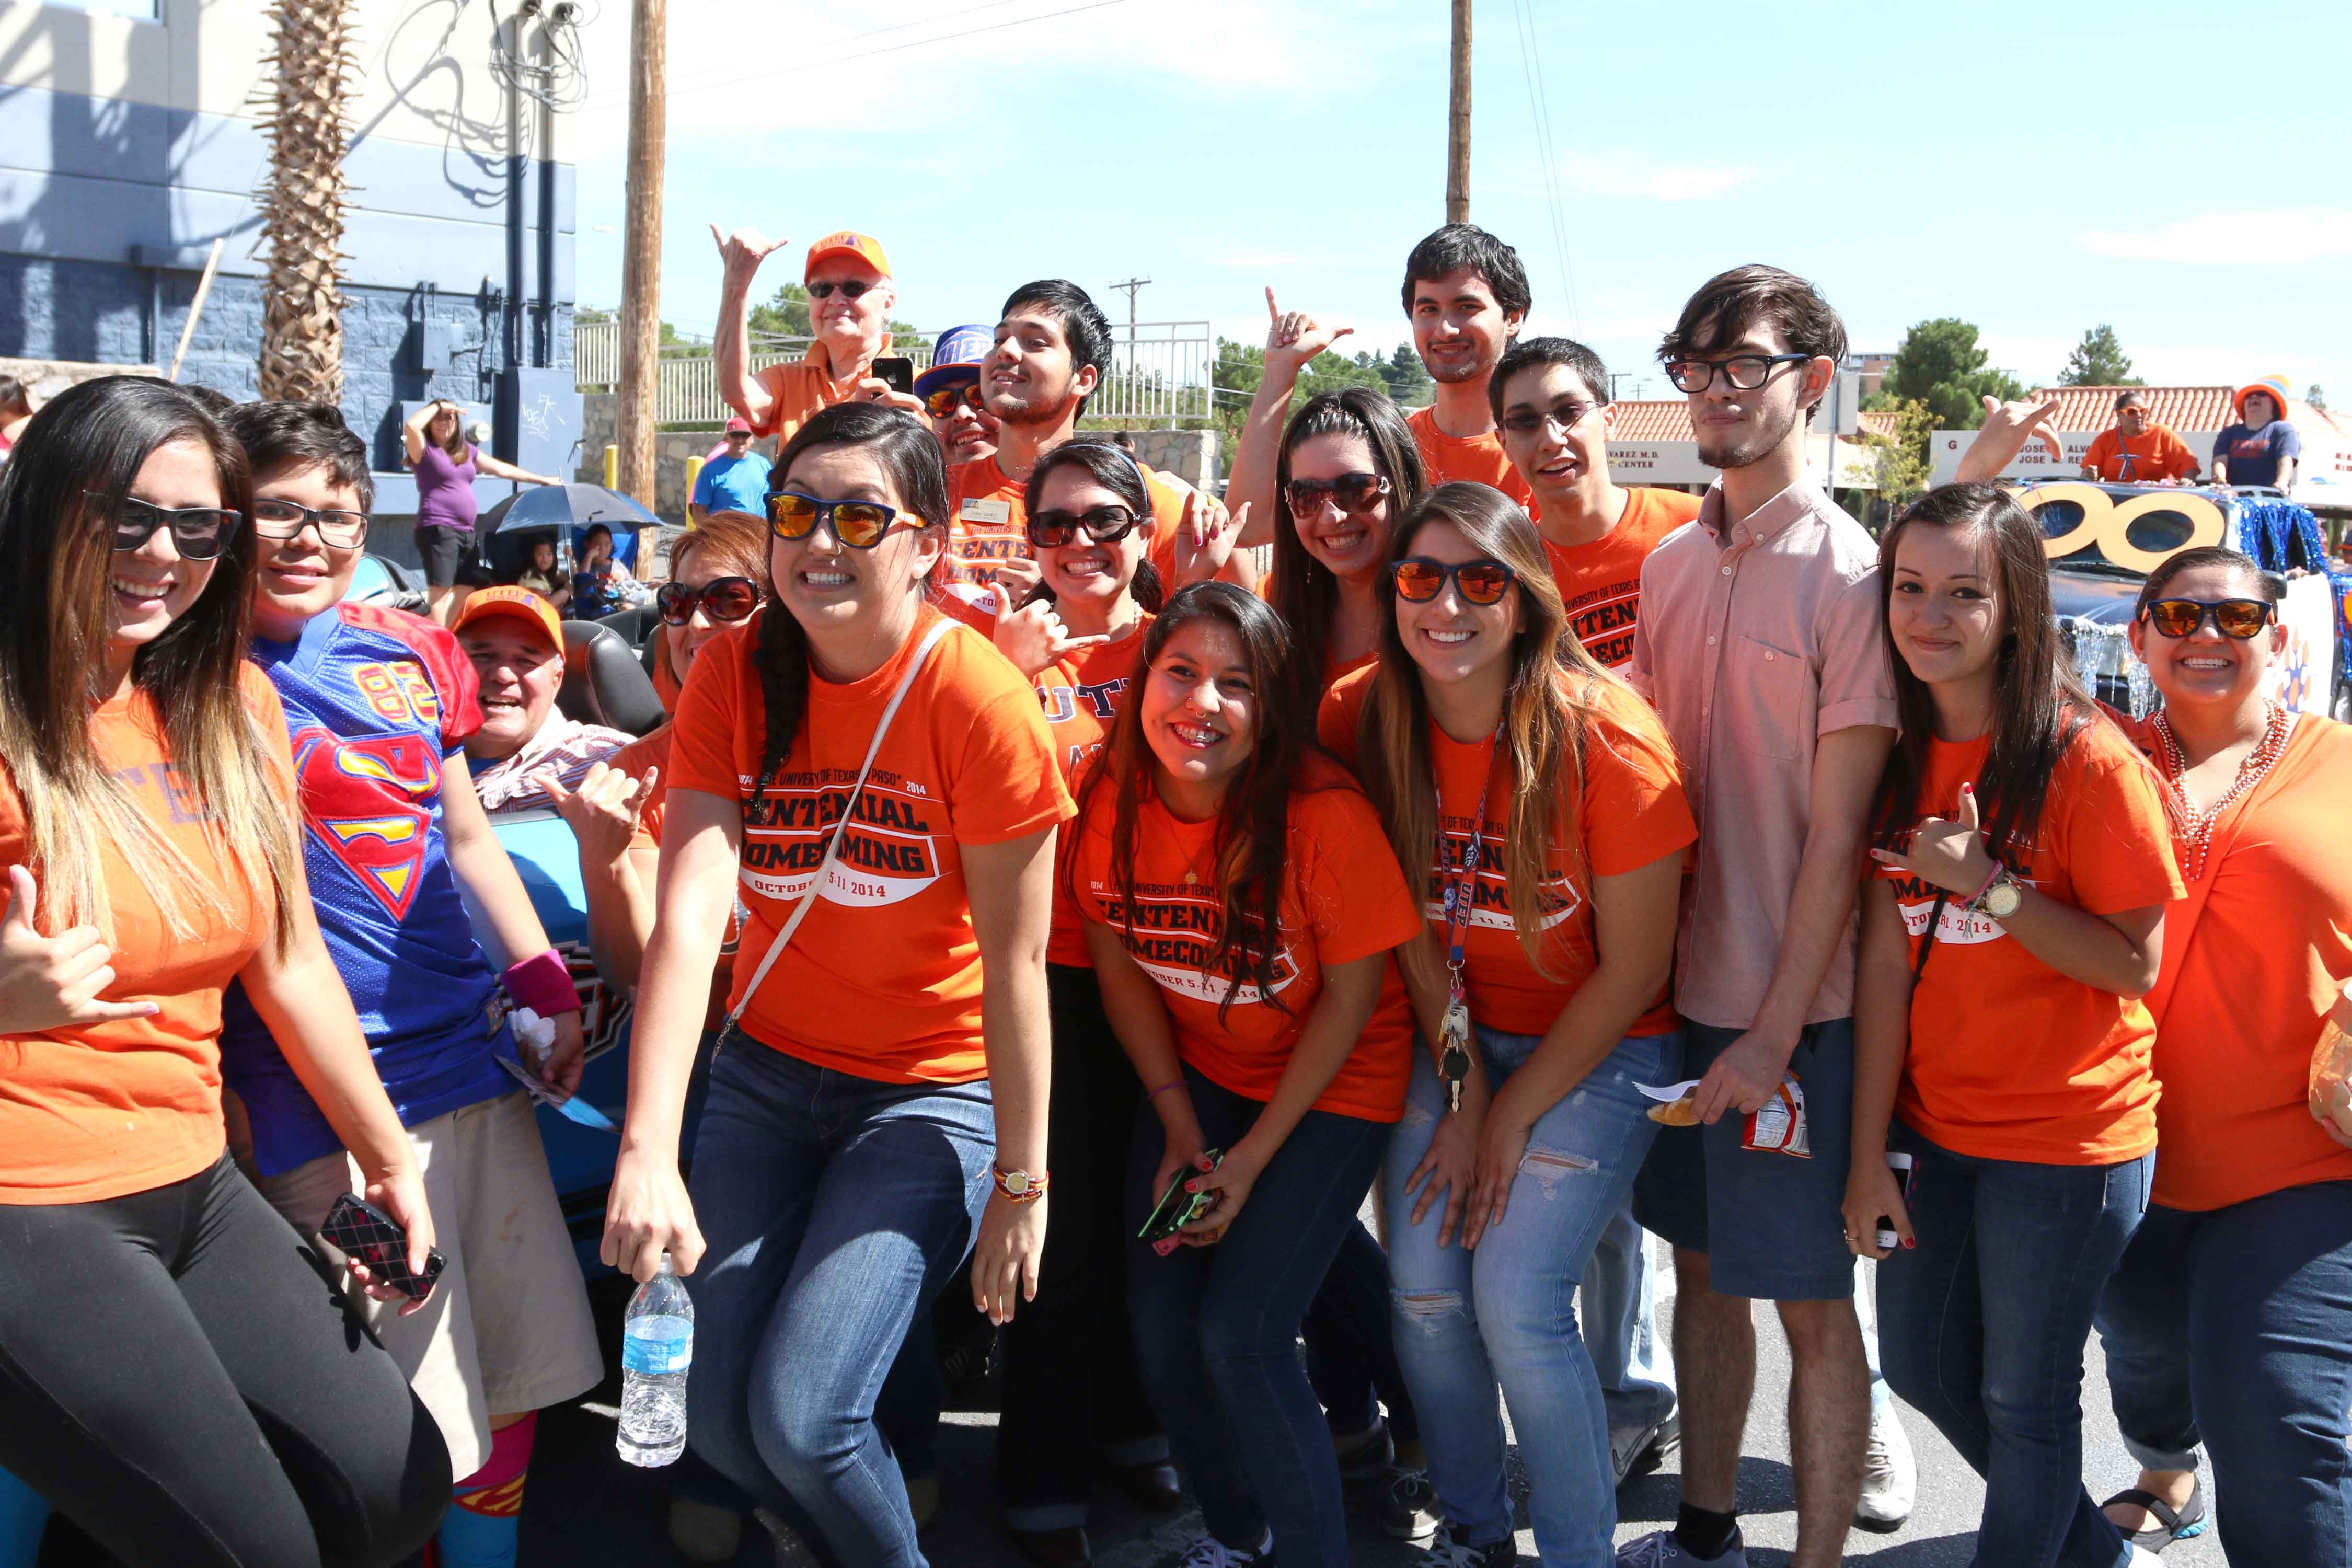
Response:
[640,0,1043,105]
[1511,0,1581,335]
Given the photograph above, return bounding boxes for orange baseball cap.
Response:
[805,231,891,281]
[454,584,563,651]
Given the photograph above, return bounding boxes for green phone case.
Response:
[1138,1148,1224,1244]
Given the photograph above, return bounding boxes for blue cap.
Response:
[913,324,992,397]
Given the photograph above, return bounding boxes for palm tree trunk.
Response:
[257,0,355,405]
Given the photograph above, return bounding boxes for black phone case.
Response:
[320,1192,447,1301]
[873,356,915,394]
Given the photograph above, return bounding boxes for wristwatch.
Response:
[993,1166,1050,1204]
[1974,867,2025,921]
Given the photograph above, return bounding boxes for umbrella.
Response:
[481,483,662,535]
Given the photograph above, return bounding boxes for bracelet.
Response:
[502,950,582,1017]
[1146,1079,1186,1102]
[1965,859,2005,909]
[993,1166,1049,1204]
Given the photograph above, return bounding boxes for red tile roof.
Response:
[1610,401,1693,442]
[2030,385,2234,432]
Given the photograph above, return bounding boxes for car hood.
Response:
[2049,568,2145,626]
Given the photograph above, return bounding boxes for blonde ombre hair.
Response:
[0,377,298,948]
[1352,481,1623,979]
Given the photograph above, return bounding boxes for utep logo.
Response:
[1037,675,1129,725]
[291,727,442,919]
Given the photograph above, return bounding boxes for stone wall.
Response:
[0,355,157,398]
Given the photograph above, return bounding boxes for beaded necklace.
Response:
[2150,700,2292,881]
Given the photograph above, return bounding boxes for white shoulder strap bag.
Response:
[721,616,958,1041]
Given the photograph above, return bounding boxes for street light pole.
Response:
[1447,0,1471,223]
[1109,275,1149,417]
[616,0,665,508]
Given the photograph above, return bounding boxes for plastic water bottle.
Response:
[617,1253,692,1467]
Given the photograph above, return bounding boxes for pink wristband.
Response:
[1147,1079,1185,1102]
[1967,860,2005,907]
[502,951,581,1016]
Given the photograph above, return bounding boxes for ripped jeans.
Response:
[1383,1025,1676,1566]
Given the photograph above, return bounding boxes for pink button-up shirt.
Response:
[1628,479,1897,1030]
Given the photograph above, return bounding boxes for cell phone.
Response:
[1874,1151,1917,1252]
[320,1192,447,1302]
[1138,1148,1224,1246]
[872,355,915,395]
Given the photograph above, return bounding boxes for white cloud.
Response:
[2077,209,2352,266]
[1559,152,1758,203]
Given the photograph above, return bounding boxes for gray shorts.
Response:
[1632,1017,1858,1301]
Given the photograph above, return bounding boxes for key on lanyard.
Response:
[1435,729,1501,1114]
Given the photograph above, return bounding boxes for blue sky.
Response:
[572,0,2352,406]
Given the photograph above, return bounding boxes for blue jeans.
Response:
[1303,1218,1421,1446]
[1125,1064,1391,1568]
[1582,1204,1675,1431]
[683,1041,995,1568]
[1877,1122,2150,1568]
[2095,1182,2352,1565]
[1383,1025,1674,1566]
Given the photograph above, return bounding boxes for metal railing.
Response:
[576,319,1213,426]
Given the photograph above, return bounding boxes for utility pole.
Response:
[1446,0,1471,224]
[616,0,665,508]
[1109,276,1148,416]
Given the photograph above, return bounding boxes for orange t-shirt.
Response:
[666,606,1075,1082]
[0,670,294,1204]
[1543,487,1702,670]
[1073,757,1422,1121]
[745,338,891,445]
[943,455,1189,603]
[2082,424,2200,485]
[1881,721,2184,1164]
[1407,403,1533,510]
[1037,622,1151,969]
[2129,714,2352,1211]
[1321,668,1693,1036]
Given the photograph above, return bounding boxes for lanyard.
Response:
[1434,728,1502,1111]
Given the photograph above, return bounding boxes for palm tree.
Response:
[256,0,356,404]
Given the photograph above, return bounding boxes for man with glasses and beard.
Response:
[1617,267,1906,1568]
[712,226,922,445]
[947,279,1250,608]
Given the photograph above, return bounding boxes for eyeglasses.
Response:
[923,383,985,419]
[805,279,873,302]
[1390,557,1516,606]
[91,492,243,561]
[656,575,759,626]
[1284,471,1390,522]
[1499,401,1597,436]
[2141,598,2274,640]
[766,490,912,549]
[251,497,369,549]
[1663,353,1812,394]
[1028,505,1142,549]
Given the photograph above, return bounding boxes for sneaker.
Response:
[1176,1526,1274,1567]
[1609,1411,1681,1488]
[1615,1528,1748,1567]
[1381,1467,1442,1542]
[1853,1402,1917,1531]
[1416,1520,1519,1566]
[1333,1415,1396,1483]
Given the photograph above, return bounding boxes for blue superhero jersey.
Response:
[222,603,518,1176]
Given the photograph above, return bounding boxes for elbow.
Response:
[2115,953,2161,1000]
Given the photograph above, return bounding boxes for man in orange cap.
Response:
[454,586,632,811]
[711,226,921,445]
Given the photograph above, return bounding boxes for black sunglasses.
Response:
[252,497,369,549]
[766,490,912,549]
[2140,598,2274,640]
[924,382,985,419]
[656,575,759,626]
[1285,471,1390,522]
[1391,557,1516,606]
[92,492,243,561]
[805,279,873,302]
[1663,352,1811,394]
[1028,505,1143,550]
[1499,400,1598,436]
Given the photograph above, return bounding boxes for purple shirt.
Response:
[1628,479,1899,1030]
[413,442,480,532]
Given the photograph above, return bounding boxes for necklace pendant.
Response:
[1183,870,1198,886]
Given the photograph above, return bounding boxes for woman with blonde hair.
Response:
[1321,481,1692,1566]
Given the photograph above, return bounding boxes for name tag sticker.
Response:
[960,498,1012,526]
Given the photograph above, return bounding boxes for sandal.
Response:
[2102,1478,2209,1552]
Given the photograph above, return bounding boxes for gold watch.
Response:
[1975,867,2024,921]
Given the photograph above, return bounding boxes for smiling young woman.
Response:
[1845,482,2182,1568]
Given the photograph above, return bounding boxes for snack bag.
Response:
[2308,1018,2352,1143]
[1741,1074,1811,1158]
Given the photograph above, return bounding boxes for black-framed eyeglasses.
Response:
[251,497,369,549]
[1390,557,1516,606]
[1028,505,1142,550]
[90,492,243,561]
[806,279,873,302]
[923,382,985,419]
[766,490,913,549]
[2141,597,2274,640]
[1499,400,1598,436]
[656,575,759,626]
[1284,471,1390,522]
[1663,352,1812,394]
